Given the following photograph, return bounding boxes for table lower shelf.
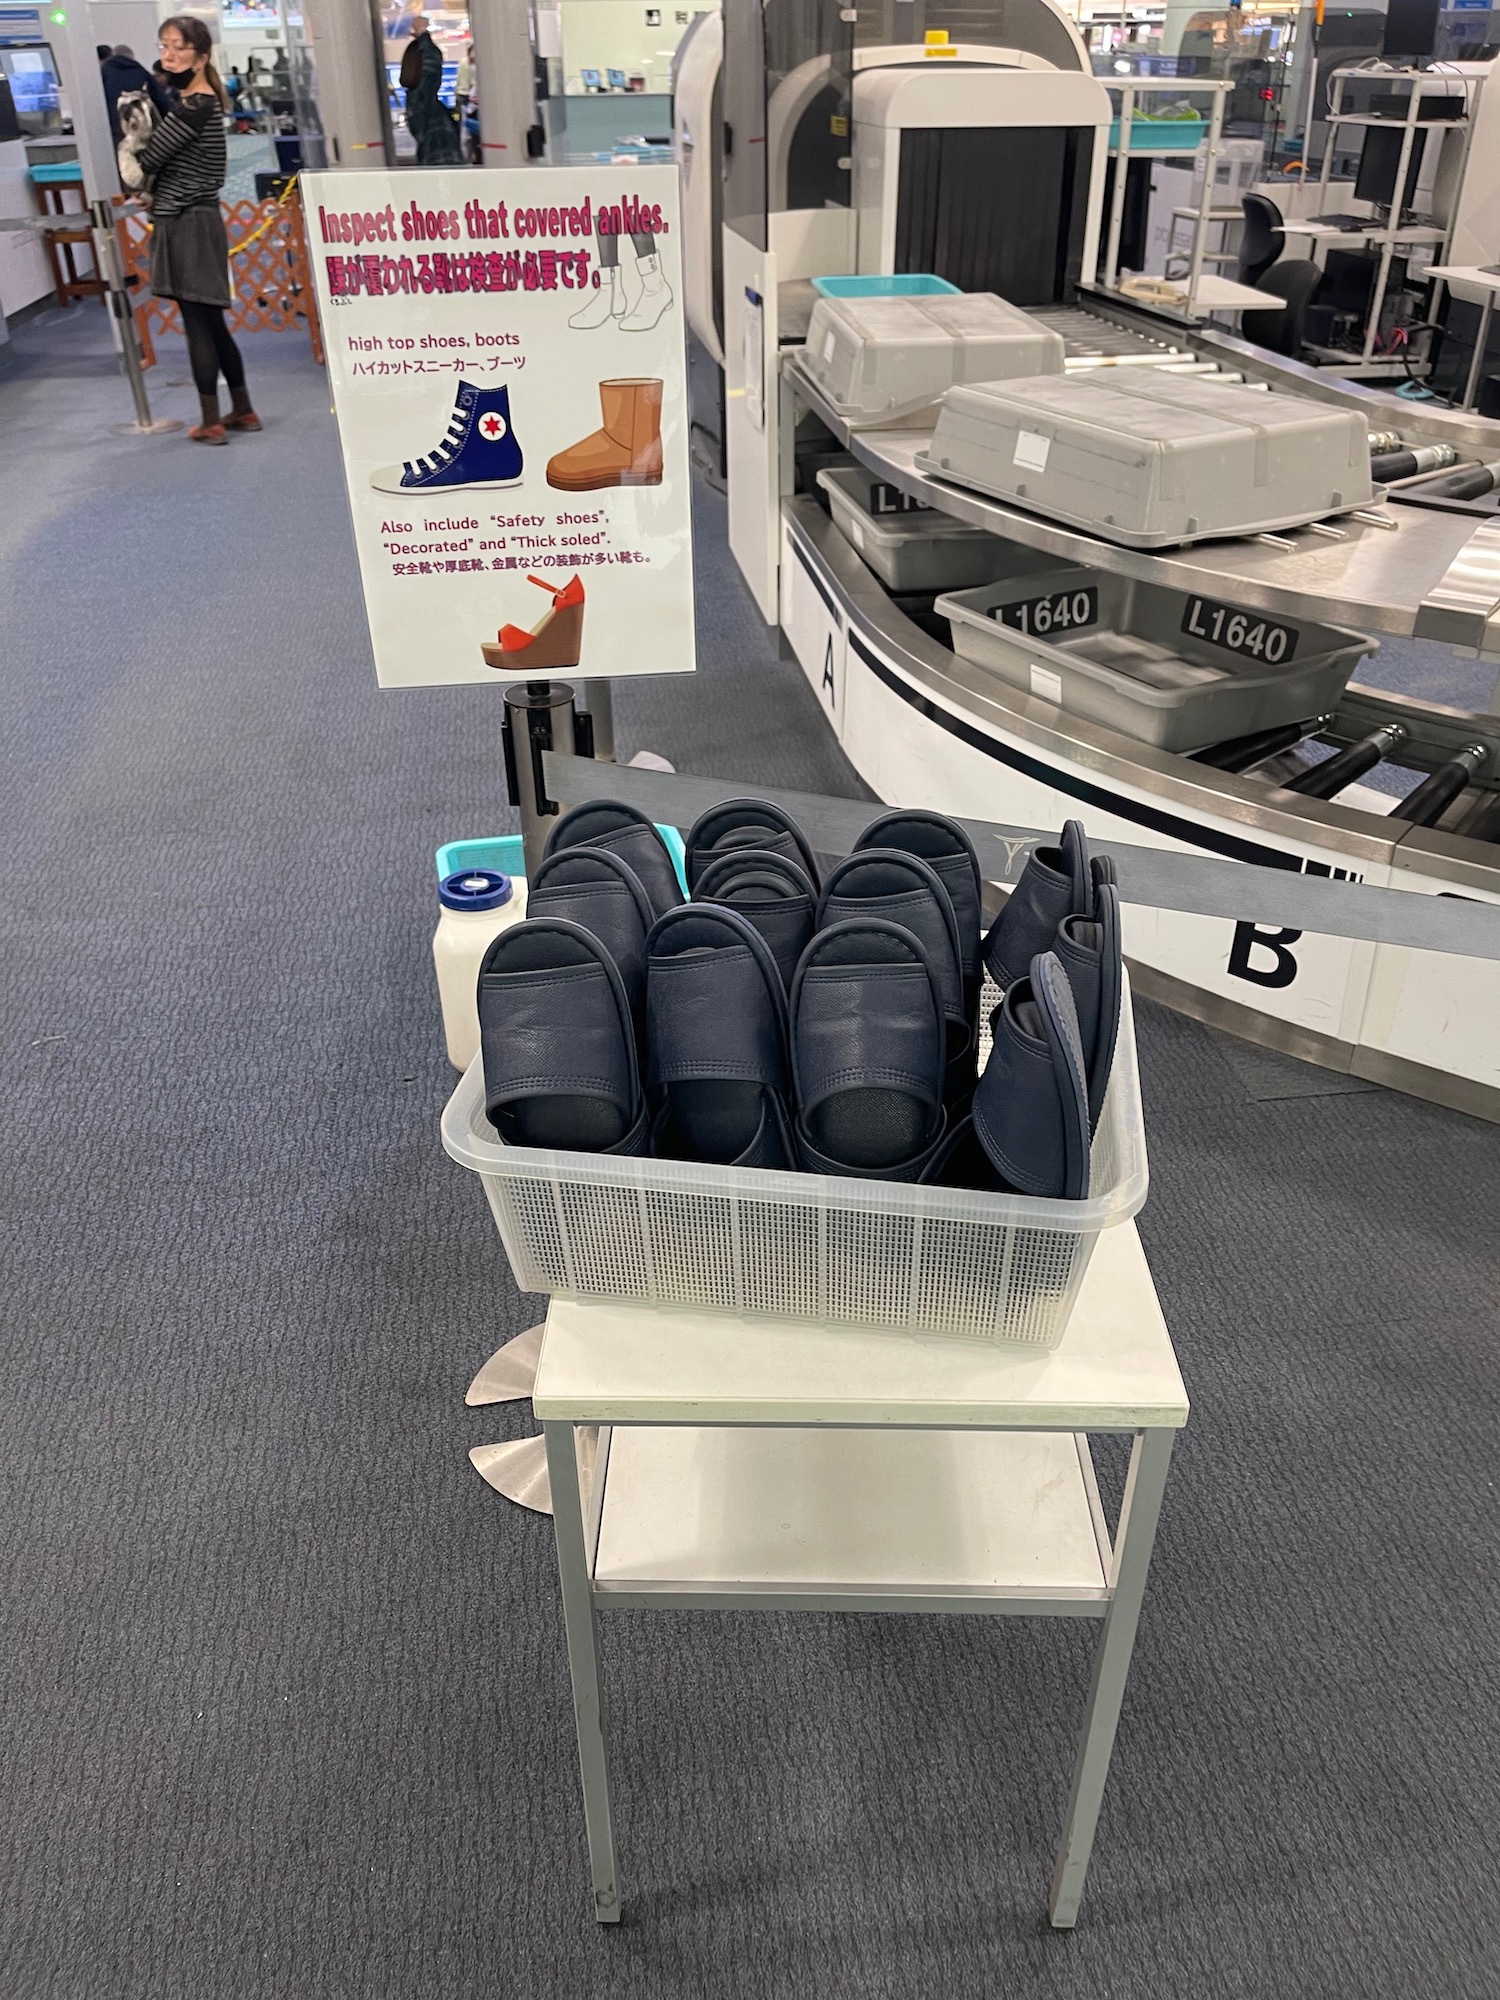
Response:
[589,1424,1113,1615]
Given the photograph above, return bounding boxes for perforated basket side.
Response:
[442,976,1148,1346]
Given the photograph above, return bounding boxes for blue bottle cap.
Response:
[438,868,513,912]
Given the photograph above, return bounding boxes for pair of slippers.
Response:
[480,801,793,1166]
[925,821,1122,1199]
[688,801,984,1181]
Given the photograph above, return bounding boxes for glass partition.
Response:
[725,0,855,243]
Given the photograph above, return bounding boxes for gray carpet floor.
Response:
[2,304,1498,2000]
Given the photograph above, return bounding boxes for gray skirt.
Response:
[150,202,232,308]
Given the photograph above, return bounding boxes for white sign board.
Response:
[303,164,695,688]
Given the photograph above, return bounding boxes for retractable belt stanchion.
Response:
[582,680,616,762]
[471,678,595,1512]
[92,201,184,438]
[501,679,592,878]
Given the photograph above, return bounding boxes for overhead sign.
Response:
[303,163,694,688]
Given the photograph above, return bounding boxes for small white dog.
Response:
[116,89,156,202]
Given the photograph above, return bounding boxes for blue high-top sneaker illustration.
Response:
[370,382,524,494]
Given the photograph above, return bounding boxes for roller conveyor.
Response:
[774,482,1500,1118]
[774,295,1500,1118]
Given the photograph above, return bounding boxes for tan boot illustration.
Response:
[546,378,663,492]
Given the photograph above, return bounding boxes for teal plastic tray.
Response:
[437,823,688,890]
[1108,116,1204,152]
[811,273,960,299]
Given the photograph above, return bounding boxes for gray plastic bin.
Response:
[800,293,1065,429]
[918,371,1374,547]
[936,568,1375,752]
[817,465,1010,593]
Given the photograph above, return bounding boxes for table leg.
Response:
[1462,290,1495,413]
[1048,1426,1175,1929]
[544,1420,621,1923]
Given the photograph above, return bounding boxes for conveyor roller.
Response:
[1284,723,1409,800]
[1191,718,1326,774]
[1389,743,1491,826]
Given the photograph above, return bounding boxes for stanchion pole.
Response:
[583,679,616,761]
[502,679,584,876]
[92,200,183,438]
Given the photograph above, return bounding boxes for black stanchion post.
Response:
[502,680,584,876]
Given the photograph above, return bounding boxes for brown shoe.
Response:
[189,422,228,445]
[225,388,261,431]
[546,377,663,492]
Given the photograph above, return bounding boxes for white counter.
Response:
[0,138,55,319]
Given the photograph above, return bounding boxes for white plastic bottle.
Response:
[433,869,529,1071]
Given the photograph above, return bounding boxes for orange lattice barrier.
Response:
[115,185,324,369]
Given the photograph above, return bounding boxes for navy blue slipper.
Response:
[917,1115,1008,1191]
[527,847,656,1023]
[817,849,972,1103]
[478,917,649,1155]
[982,818,1092,990]
[855,809,982,1018]
[1053,881,1122,1135]
[693,847,817,993]
[685,797,820,892]
[790,917,947,1181]
[645,905,793,1167]
[543,801,684,921]
[972,950,1091,1199]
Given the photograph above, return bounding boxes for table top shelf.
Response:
[535,1222,1188,1432]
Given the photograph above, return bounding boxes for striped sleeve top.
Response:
[138,92,226,217]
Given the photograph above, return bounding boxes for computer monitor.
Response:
[1320,245,1409,319]
[580,67,602,90]
[1355,123,1426,212]
[1381,0,1440,62]
[606,67,627,89]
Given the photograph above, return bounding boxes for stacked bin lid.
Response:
[917,371,1375,547]
[799,292,1065,428]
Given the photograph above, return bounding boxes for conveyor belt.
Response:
[1033,306,1190,363]
[786,356,1494,642]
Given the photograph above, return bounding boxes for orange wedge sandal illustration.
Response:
[482,574,586,672]
[546,378,663,492]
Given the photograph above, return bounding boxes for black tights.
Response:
[179,299,246,398]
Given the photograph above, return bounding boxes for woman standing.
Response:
[139,16,259,444]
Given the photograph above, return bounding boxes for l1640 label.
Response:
[995,585,1098,639]
[1181,596,1299,663]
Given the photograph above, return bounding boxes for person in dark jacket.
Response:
[400,15,461,165]
[138,15,259,444]
[99,43,171,146]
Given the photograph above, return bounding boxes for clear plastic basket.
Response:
[442,979,1148,1348]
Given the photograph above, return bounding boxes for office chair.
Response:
[1240,259,1322,357]
[1237,193,1285,288]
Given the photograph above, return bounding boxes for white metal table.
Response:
[533,1221,1189,1928]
